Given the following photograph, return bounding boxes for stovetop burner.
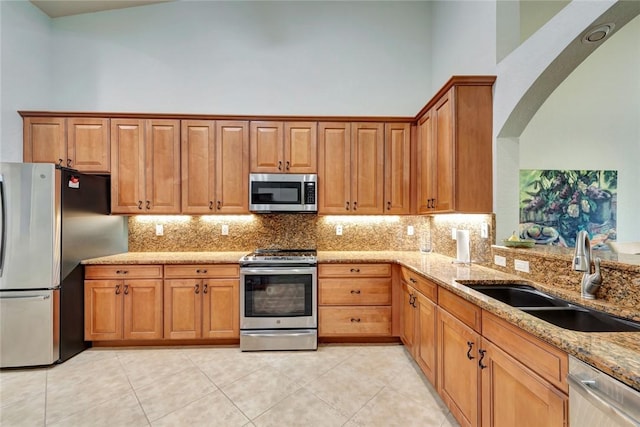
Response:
[240,248,317,265]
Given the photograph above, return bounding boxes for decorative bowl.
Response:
[502,239,536,248]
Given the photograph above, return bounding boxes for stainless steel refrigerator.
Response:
[0,163,127,368]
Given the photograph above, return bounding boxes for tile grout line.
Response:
[115,351,153,426]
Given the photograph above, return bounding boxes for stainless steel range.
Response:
[239,249,317,351]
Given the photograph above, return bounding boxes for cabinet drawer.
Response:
[319,307,391,336]
[319,263,391,278]
[85,265,163,279]
[482,311,568,393]
[400,267,437,302]
[164,264,239,278]
[438,287,481,332]
[319,278,391,305]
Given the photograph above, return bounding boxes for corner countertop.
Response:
[82,250,640,391]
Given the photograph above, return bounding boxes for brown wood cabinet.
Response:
[24,117,110,173]
[318,263,392,337]
[416,81,493,213]
[111,119,181,214]
[250,121,316,173]
[318,122,384,214]
[84,265,164,341]
[384,123,411,214]
[163,265,239,339]
[181,120,249,214]
[401,267,439,386]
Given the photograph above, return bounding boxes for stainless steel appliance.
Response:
[568,356,640,426]
[239,249,317,351]
[249,173,317,213]
[0,163,127,368]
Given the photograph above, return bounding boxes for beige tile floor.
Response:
[0,344,459,427]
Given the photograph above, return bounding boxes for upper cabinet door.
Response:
[351,123,384,214]
[433,91,454,213]
[181,120,216,214]
[318,122,351,214]
[67,118,110,173]
[384,123,411,214]
[216,121,249,213]
[23,117,66,166]
[285,122,317,174]
[250,121,283,173]
[145,120,181,214]
[111,119,145,214]
[417,111,434,214]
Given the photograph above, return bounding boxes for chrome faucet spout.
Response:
[573,231,603,299]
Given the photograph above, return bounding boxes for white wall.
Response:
[428,1,497,94]
[519,15,640,241]
[49,1,432,116]
[0,1,52,162]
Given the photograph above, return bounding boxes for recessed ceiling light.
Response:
[582,24,615,44]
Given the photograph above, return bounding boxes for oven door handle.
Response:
[241,330,316,338]
[241,267,316,275]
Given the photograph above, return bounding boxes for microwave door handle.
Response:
[0,174,5,277]
[241,268,316,275]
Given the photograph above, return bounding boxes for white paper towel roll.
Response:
[456,229,470,263]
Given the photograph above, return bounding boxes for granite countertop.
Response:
[82,250,640,391]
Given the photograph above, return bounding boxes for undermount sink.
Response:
[468,284,570,308]
[464,282,640,333]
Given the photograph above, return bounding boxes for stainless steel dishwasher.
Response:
[568,356,640,426]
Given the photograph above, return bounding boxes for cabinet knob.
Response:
[209,201,214,210]
[285,161,290,171]
[138,201,143,210]
[466,341,475,360]
[350,289,361,294]
[278,161,282,171]
[146,200,151,210]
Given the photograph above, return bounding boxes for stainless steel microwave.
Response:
[249,173,317,213]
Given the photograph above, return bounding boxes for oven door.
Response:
[240,266,317,329]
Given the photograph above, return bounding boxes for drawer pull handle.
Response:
[67,158,72,167]
[196,269,208,274]
[138,200,143,210]
[278,161,282,171]
[466,341,475,360]
[387,201,391,210]
[478,349,487,369]
[350,289,361,294]
[350,268,360,273]
[350,318,361,323]
[195,284,200,294]
[345,201,350,211]
[217,200,221,210]
[203,284,208,294]
[409,294,417,308]
[115,284,121,295]
[123,284,129,295]
[58,159,64,167]
[146,200,151,210]
[209,201,214,210]
[116,270,128,275]
[285,161,290,171]
[409,278,417,284]
[353,201,357,211]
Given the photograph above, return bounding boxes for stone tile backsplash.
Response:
[128,213,495,255]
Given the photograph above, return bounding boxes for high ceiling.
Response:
[30,0,172,18]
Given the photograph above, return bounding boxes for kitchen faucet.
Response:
[573,230,602,299]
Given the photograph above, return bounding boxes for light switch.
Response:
[481,222,489,239]
[407,226,415,236]
[155,224,163,236]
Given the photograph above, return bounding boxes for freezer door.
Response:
[0,290,59,367]
[0,163,59,290]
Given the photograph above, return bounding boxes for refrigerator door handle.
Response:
[0,173,5,277]
[0,294,50,301]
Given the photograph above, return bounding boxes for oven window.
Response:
[251,182,301,205]
[244,274,312,317]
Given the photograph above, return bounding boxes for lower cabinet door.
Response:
[164,279,201,339]
[481,339,567,427]
[438,307,481,427]
[416,293,437,386]
[319,306,391,336]
[202,279,239,339]
[123,280,163,340]
[401,282,416,350]
[85,280,123,341]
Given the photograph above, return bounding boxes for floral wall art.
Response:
[519,170,617,248]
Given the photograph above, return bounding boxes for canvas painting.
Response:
[519,170,617,248]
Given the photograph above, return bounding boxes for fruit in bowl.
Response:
[503,231,535,248]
